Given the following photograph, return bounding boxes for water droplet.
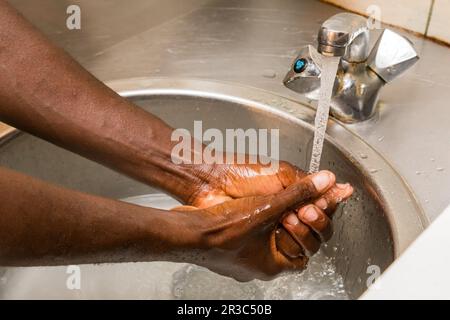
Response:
[430,158,435,162]
[359,153,368,159]
[370,168,379,173]
[262,69,277,78]
[378,136,384,142]
[415,171,422,175]
[437,167,445,172]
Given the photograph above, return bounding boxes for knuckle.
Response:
[302,179,317,198]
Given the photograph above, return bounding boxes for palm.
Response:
[189,161,305,208]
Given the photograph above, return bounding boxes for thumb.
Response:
[256,170,335,225]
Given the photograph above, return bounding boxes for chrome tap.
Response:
[283,13,419,122]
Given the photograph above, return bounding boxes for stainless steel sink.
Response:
[0,78,427,299]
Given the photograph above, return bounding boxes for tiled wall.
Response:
[322,0,450,45]
[428,0,450,44]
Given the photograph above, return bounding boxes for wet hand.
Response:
[187,159,353,257]
[173,170,343,281]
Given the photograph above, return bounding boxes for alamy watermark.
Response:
[366,264,381,290]
[171,121,280,170]
[66,5,81,30]
[366,5,382,30]
[66,265,81,290]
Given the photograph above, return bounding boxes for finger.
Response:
[297,204,333,241]
[276,161,307,188]
[274,226,304,258]
[268,170,336,215]
[172,205,199,211]
[220,163,285,198]
[282,213,321,256]
[270,231,309,272]
[192,189,233,209]
[225,161,308,199]
[206,170,335,228]
[314,183,353,216]
[253,170,335,227]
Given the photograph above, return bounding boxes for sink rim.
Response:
[0,76,428,258]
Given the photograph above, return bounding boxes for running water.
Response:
[308,56,340,173]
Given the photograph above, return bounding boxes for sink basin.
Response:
[0,78,427,299]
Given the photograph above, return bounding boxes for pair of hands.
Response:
[171,161,353,281]
[0,1,352,280]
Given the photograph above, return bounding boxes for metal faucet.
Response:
[283,13,419,122]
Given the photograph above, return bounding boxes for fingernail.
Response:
[337,183,349,190]
[303,206,319,221]
[315,198,328,210]
[285,213,300,226]
[311,171,332,192]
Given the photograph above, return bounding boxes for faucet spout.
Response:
[317,13,369,62]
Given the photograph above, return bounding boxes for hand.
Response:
[185,158,353,257]
[173,170,337,281]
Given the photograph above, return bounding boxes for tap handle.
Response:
[317,13,369,62]
[367,29,419,83]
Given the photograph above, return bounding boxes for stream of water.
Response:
[308,56,340,173]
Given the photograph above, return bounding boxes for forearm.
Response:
[0,1,202,202]
[0,167,200,266]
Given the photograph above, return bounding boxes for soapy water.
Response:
[309,56,341,173]
[0,194,348,300]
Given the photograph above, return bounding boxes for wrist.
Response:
[143,209,205,249]
[139,209,211,264]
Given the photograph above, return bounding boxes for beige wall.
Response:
[322,0,450,45]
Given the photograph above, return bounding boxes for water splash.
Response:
[309,56,340,173]
[172,250,348,300]
[137,194,349,300]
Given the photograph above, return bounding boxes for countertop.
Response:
[7,0,450,221]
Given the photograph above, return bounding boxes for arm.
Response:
[0,166,334,280]
[0,0,199,203]
[0,1,353,259]
[0,1,353,208]
[0,167,199,266]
